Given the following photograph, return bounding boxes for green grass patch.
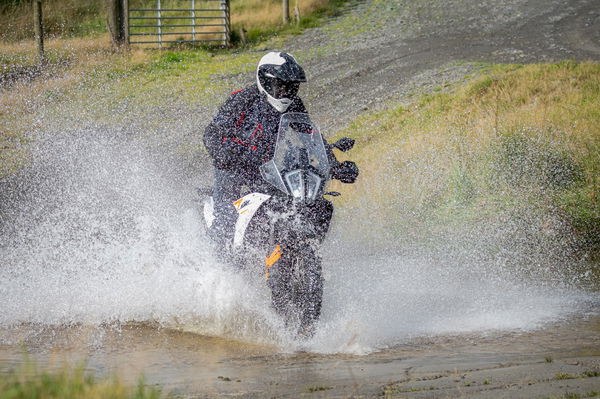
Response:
[0,361,164,399]
[0,0,106,42]
[552,370,600,381]
[555,372,578,380]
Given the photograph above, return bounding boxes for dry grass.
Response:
[231,0,330,29]
[0,0,105,42]
[335,61,600,253]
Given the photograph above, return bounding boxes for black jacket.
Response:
[204,84,358,184]
[204,84,307,179]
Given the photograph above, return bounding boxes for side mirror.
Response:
[333,137,355,152]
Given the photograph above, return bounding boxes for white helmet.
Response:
[256,52,307,113]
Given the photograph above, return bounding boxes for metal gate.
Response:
[128,0,230,47]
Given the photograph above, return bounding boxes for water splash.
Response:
[1,117,597,356]
[0,128,283,345]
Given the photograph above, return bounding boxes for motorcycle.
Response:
[200,112,356,336]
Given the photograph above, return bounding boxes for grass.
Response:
[553,370,600,380]
[307,385,333,392]
[543,393,599,399]
[0,361,164,399]
[0,0,351,46]
[333,61,600,259]
[0,0,106,42]
[555,372,578,380]
[230,0,349,44]
[560,393,599,399]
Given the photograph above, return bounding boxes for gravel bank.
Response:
[281,0,600,130]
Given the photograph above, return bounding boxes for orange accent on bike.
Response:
[232,198,243,208]
[265,244,282,280]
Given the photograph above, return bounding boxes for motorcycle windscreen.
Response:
[259,112,330,196]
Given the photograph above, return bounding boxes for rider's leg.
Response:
[211,168,242,250]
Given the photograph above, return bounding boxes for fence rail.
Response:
[128,0,230,48]
[130,8,224,12]
[130,24,227,28]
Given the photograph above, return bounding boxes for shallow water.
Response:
[1,314,599,397]
[0,129,598,357]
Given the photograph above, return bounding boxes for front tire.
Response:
[267,242,323,336]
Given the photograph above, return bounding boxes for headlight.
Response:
[305,172,322,201]
[284,170,305,201]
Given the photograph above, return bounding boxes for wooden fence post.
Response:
[107,0,127,47]
[123,0,129,47]
[33,0,44,63]
[283,0,290,24]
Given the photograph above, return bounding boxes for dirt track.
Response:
[285,0,600,130]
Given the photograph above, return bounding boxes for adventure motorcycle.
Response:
[200,112,355,336]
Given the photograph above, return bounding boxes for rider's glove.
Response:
[331,161,359,183]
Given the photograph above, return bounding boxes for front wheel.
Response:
[266,242,323,337]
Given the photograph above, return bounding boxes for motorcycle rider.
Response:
[203,51,358,250]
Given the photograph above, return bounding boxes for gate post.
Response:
[157,0,162,49]
[222,0,231,47]
[282,0,290,23]
[123,0,129,47]
[107,0,127,46]
[191,0,196,42]
[33,0,45,63]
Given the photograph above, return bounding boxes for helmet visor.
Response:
[269,78,300,99]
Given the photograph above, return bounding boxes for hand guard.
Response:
[331,160,359,183]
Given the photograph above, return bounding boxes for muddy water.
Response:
[1,118,598,397]
[1,315,599,398]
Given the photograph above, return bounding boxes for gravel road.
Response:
[280,0,600,130]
